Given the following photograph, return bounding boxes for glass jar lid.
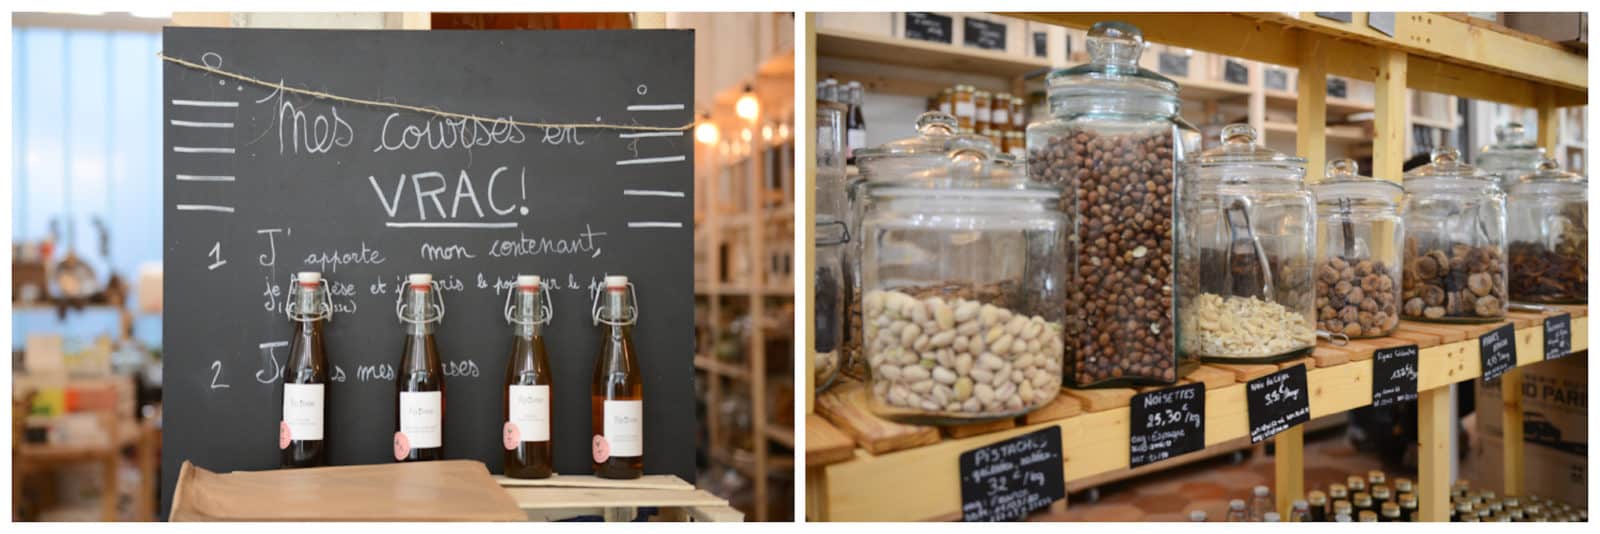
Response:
[1193,124,1307,178]
[1403,147,1494,183]
[1478,122,1546,161]
[1046,21,1178,105]
[1517,157,1586,184]
[853,111,1025,187]
[1314,158,1402,205]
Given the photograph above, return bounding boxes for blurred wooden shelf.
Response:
[1263,89,1375,116]
[817,28,1051,79]
[1263,121,1370,143]
[694,356,749,381]
[765,425,794,449]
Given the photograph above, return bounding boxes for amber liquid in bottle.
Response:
[504,277,553,478]
[396,275,445,462]
[591,277,643,479]
[281,273,329,468]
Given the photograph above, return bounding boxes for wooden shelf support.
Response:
[1274,426,1305,517]
[1416,385,1452,522]
[1373,49,1408,183]
[1500,368,1526,497]
[1296,34,1328,183]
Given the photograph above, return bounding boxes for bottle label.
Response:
[976,108,991,124]
[847,130,866,159]
[507,385,550,443]
[282,383,324,442]
[939,102,951,114]
[399,391,442,449]
[956,101,975,118]
[602,399,643,457]
[993,109,1009,126]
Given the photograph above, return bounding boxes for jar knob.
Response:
[1221,123,1256,145]
[1326,158,1359,178]
[1536,157,1561,172]
[1495,122,1526,143]
[1430,147,1461,165]
[1087,21,1145,69]
[915,111,959,136]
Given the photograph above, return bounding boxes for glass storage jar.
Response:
[1506,158,1586,303]
[857,113,1065,423]
[1401,148,1508,322]
[814,100,849,392]
[1178,124,1316,362]
[1026,21,1200,386]
[1312,159,1405,338]
[1476,123,1547,189]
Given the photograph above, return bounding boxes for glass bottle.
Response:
[816,99,850,393]
[281,271,330,468]
[1347,475,1367,494]
[821,78,839,103]
[1333,500,1352,521]
[1334,513,1351,522]
[846,81,867,166]
[1026,21,1201,387]
[1401,148,1508,322]
[503,275,554,479]
[992,92,1012,133]
[953,85,975,132]
[395,273,445,462]
[857,112,1067,424]
[938,87,954,115]
[1180,124,1316,363]
[1506,157,1587,303]
[1353,492,1373,516]
[1371,484,1392,505]
[591,275,643,479]
[1012,95,1026,130]
[974,90,992,134]
[1476,122,1547,190]
[1381,502,1401,522]
[1328,483,1349,503]
[1399,492,1418,522]
[1454,501,1473,522]
[1248,485,1273,521]
[1289,499,1311,522]
[1307,490,1328,521]
[1367,469,1387,487]
[1226,499,1249,521]
[1358,510,1378,523]
[1394,477,1413,496]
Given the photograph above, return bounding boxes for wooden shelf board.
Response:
[766,425,795,449]
[1262,89,1375,116]
[1262,121,1369,142]
[817,28,1051,79]
[1176,77,1253,101]
[1409,115,1460,130]
[811,309,1586,521]
[694,355,749,381]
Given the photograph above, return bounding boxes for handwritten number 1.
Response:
[208,242,227,270]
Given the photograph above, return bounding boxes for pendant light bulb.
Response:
[735,84,760,121]
[694,114,719,145]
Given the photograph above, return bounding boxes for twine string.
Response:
[158,52,694,132]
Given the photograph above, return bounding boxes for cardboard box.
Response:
[170,460,526,521]
[1471,354,1587,506]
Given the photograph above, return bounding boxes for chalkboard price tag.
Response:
[1223,59,1250,85]
[963,18,1007,51]
[1371,344,1419,408]
[1479,323,1518,382]
[958,427,1065,522]
[1246,364,1310,443]
[1158,52,1191,77]
[1327,77,1349,98]
[1033,31,1048,58]
[1129,382,1206,468]
[904,13,953,44]
[1543,313,1572,361]
[1264,67,1289,91]
[1368,13,1397,37]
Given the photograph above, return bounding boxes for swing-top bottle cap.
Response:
[518,275,542,289]
[296,272,322,285]
[605,275,629,289]
[409,273,433,287]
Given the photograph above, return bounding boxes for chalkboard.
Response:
[1158,51,1191,78]
[963,18,1007,51]
[1371,344,1419,408]
[1315,12,1354,23]
[1264,67,1289,91]
[1479,323,1518,381]
[959,427,1065,522]
[1224,59,1250,86]
[1327,77,1349,98]
[1368,13,1397,37]
[1246,364,1310,443]
[161,28,695,515]
[1033,31,1048,58]
[1129,382,1205,468]
[905,13,953,44]
[1543,313,1571,360]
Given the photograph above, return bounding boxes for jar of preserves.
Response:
[937,87,954,115]
[1401,148,1508,322]
[858,111,1066,423]
[1179,123,1316,362]
[974,90,993,133]
[1313,159,1404,338]
[814,100,849,392]
[1476,122,1547,189]
[1506,158,1586,303]
[1026,21,1201,387]
[953,85,975,132]
[992,92,1013,132]
[1014,95,1029,130]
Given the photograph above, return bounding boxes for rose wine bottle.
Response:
[281,271,329,468]
[395,273,444,462]
[591,275,642,479]
[503,275,553,478]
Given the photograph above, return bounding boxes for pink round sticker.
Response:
[393,432,411,461]
[592,434,610,463]
[279,421,292,450]
[503,422,520,450]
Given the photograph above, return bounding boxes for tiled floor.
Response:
[1037,424,1391,522]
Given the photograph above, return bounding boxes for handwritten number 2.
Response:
[210,361,231,389]
[208,242,227,270]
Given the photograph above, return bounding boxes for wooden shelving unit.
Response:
[805,12,1588,522]
[694,49,795,522]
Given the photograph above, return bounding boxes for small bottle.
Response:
[1335,513,1352,522]
[1289,499,1311,522]
[1371,484,1392,504]
[1393,477,1414,496]
[1381,502,1401,522]
[821,78,839,103]
[1452,480,1471,499]
[1353,492,1373,516]
[1263,512,1281,522]
[281,271,330,468]
[1328,483,1349,503]
[1226,499,1249,522]
[592,275,644,479]
[1454,501,1474,522]
[1358,510,1378,523]
[992,92,1012,133]
[1248,485,1273,521]
[953,85,975,132]
[973,90,992,133]
[1307,491,1328,522]
[395,273,445,462]
[845,81,867,165]
[1399,492,1418,522]
[1011,95,1026,130]
[1367,469,1386,488]
[1333,500,1353,521]
[1476,503,1492,521]
[937,87,954,115]
[1346,475,1367,494]
[1461,513,1481,523]
[1188,510,1207,522]
[503,275,554,479]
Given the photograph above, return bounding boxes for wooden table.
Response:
[496,474,742,522]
